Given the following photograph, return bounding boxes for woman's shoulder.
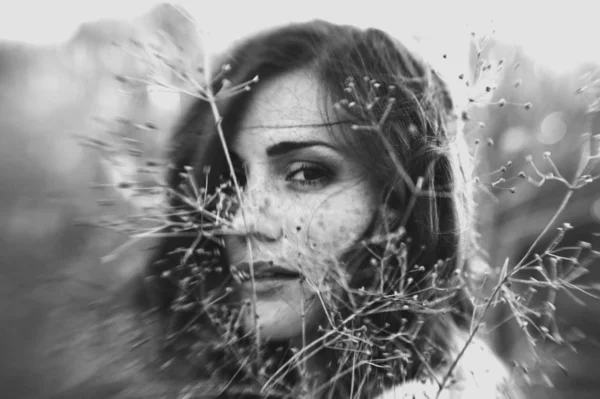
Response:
[377,338,519,399]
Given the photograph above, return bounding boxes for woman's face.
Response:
[224,68,379,341]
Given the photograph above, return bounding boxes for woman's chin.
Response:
[238,278,321,341]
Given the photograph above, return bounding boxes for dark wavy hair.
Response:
[145,19,480,398]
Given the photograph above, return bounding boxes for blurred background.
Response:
[1,1,599,398]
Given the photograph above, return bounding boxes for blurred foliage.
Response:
[463,37,600,399]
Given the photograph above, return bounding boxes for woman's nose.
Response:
[229,191,284,242]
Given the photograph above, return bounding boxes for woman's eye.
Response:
[285,162,331,188]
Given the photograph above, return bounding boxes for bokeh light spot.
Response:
[500,126,528,154]
[538,112,567,145]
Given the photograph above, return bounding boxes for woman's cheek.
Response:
[306,196,374,253]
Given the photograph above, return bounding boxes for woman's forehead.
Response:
[238,68,329,130]
[231,67,343,150]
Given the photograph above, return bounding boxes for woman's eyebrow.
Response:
[241,121,349,131]
[266,140,338,157]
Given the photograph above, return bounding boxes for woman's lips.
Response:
[231,261,300,279]
[230,261,301,293]
[240,277,300,295]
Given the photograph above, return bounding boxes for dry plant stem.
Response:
[200,45,262,360]
[516,190,574,268]
[169,188,232,227]
[350,349,357,399]
[435,188,575,399]
[541,257,561,342]
[101,224,169,263]
[263,312,362,392]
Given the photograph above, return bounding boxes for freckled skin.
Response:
[224,68,379,341]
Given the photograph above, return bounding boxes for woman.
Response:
[146,20,514,398]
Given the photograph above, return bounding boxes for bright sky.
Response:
[0,0,598,74]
